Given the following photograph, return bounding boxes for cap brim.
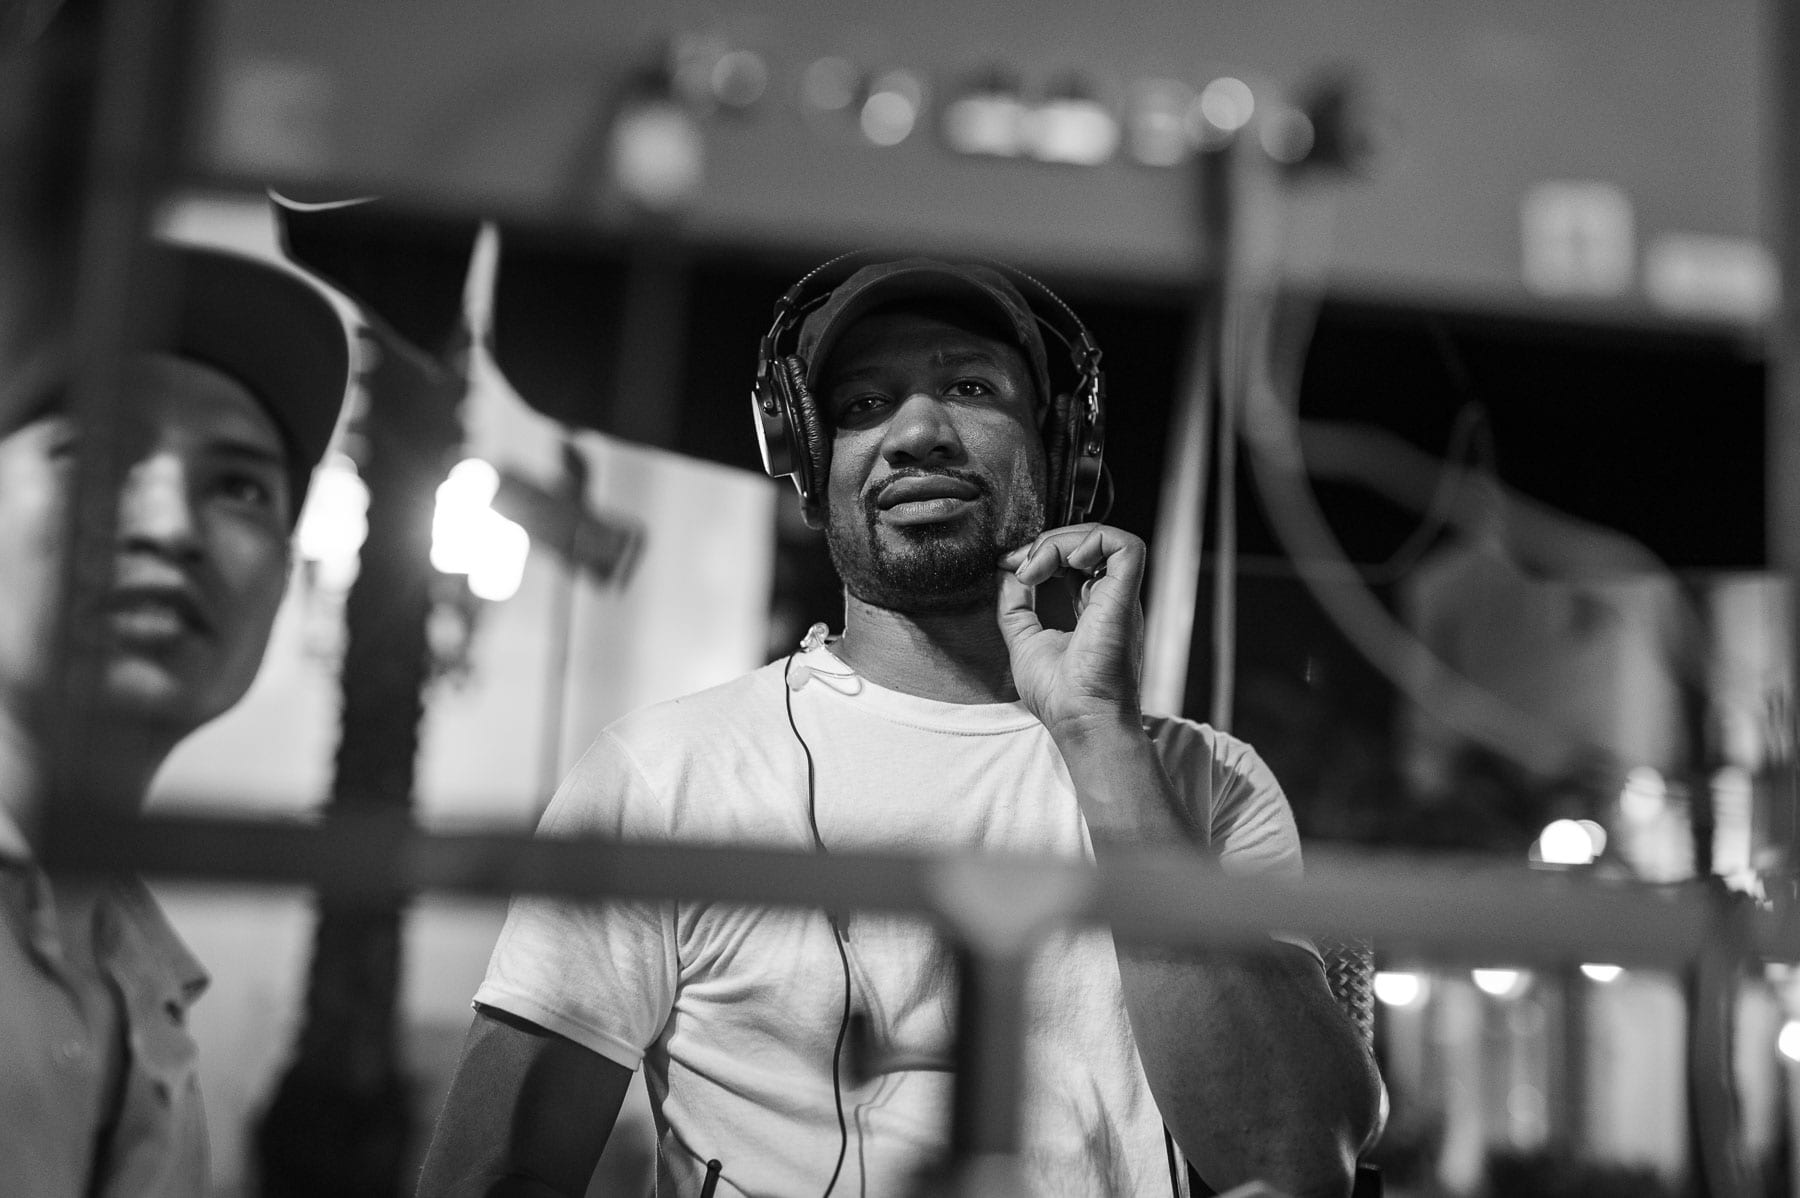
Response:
[796,259,1053,407]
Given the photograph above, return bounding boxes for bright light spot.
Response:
[1196,76,1255,137]
[1713,765,1753,817]
[710,49,768,110]
[431,458,530,602]
[1620,766,1667,821]
[1537,818,1601,865]
[611,102,704,209]
[861,90,917,146]
[295,452,369,592]
[1472,968,1529,998]
[1507,1082,1546,1126]
[1129,79,1195,166]
[1374,971,1424,1007]
[1260,106,1315,164]
[860,70,923,146]
[801,57,859,113]
[1580,963,1624,983]
[466,515,530,602]
[1023,97,1120,165]
[1780,1020,1800,1062]
[942,92,1026,157]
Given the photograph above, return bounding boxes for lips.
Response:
[102,581,213,642]
[873,474,983,510]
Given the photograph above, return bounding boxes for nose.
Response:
[117,453,201,559]
[879,392,965,466]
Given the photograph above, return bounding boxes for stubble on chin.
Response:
[825,463,1044,615]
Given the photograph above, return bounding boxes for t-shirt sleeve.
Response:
[1146,716,1317,957]
[1206,732,1305,881]
[1145,715,1303,877]
[473,729,679,1071]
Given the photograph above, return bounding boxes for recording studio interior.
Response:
[3,1,1797,1195]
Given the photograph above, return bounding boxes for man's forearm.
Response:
[1116,943,1382,1197]
[1056,724,1383,1197]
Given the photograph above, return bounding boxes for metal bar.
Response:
[948,947,1031,1160]
[1139,295,1215,717]
[1769,0,1800,876]
[1139,140,1229,717]
[45,0,194,845]
[47,810,1739,969]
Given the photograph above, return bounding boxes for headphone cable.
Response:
[785,650,854,1198]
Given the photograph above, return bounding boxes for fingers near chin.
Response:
[996,570,1036,616]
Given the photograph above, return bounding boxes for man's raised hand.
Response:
[996,523,1148,744]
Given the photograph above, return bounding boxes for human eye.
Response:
[213,466,289,520]
[832,392,891,427]
[946,377,997,400]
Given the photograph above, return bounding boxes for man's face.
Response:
[818,307,1046,613]
[0,352,293,737]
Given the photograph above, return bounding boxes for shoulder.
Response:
[1141,714,1300,877]
[1141,713,1278,791]
[604,657,790,753]
[541,659,797,838]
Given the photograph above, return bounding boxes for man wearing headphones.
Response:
[0,240,351,1198]
[421,258,1382,1197]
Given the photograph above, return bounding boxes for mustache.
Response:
[862,467,992,514]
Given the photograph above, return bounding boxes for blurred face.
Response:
[819,308,1046,613]
[0,404,77,728]
[0,353,293,738]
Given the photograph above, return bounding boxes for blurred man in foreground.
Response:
[0,241,351,1197]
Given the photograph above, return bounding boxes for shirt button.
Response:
[56,1039,87,1066]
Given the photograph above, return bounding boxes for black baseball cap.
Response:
[162,243,351,524]
[795,258,1054,409]
[1,242,351,525]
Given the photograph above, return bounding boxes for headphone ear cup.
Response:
[781,354,831,526]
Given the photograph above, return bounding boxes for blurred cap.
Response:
[162,243,352,525]
[795,258,1052,407]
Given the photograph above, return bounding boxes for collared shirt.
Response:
[0,806,210,1198]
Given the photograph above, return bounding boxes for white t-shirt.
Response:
[477,647,1304,1198]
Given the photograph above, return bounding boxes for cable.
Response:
[785,649,855,1198]
[1240,290,1584,770]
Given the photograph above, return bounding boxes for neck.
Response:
[0,702,171,855]
[834,589,1018,704]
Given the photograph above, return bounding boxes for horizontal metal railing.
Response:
[45,808,1749,967]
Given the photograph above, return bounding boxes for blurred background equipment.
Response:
[185,0,1764,317]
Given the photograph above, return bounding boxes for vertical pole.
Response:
[923,859,1090,1197]
[44,0,193,848]
[946,947,1032,1162]
[1140,139,1233,718]
[1769,0,1800,856]
[256,326,465,1198]
[1767,2,1800,1184]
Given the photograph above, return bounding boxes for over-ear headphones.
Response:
[751,250,1109,529]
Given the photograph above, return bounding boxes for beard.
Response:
[825,465,1044,614]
